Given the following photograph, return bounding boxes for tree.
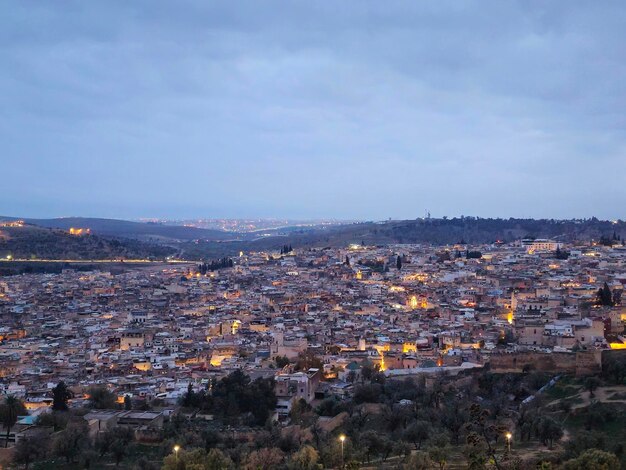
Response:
[537,416,563,448]
[210,370,276,425]
[288,445,319,470]
[563,430,607,461]
[243,447,284,470]
[555,246,570,260]
[247,376,277,425]
[52,420,90,463]
[36,411,69,431]
[403,451,432,470]
[289,398,313,426]
[110,437,129,466]
[124,394,132,410]
[562,448,620,470]
[360,361,376,382]
[397,255,402,270]
[0,395,26,447]
[316,397,344,417]
[182,383,197,408]
[353,383,383,404]
[294,351,323,371]
[360,430,383,462]
[585,377,601,398]
[79,449,99,469]
[162,447,233,470]
[602,352,626,384]
[95,427,115,458]
[205,448,235,470]
[275,355,290,368]
[441,401,467,445]
[87,385,117,409]
[595,283,614,306]
[404,420,431,450]
[427,433,452,470]
[95,426,133,462]
[52,381,72,411]
[13,431,49,469]
[465,403,507,470]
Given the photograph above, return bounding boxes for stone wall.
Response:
[489,350,602,376]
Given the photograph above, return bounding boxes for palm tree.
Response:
[0,395,26,447]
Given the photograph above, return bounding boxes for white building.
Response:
[521,239,562,253]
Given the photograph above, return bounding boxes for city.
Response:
[0,234,624,468]
[2,0,626,468]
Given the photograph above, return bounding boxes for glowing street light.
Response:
[339,434,346,468]
[174,445,180,462]
[505,432,512,452]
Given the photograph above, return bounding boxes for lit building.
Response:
[521,239,562,253]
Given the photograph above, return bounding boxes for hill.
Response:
[179,217,626,258]
[0,224,176,261]
[2,216,624,260]
[280,217,626,246]
[0,216,237,242]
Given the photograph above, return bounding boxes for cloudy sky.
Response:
[1,1,625,220]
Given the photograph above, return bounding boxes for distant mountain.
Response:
[179,217,626,257]
[0,223,176,261]
[302,217,625,246]
[2,216,624,261]
[0,216,237,242]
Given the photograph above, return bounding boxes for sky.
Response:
[1,1,626,221]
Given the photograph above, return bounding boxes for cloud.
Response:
[1,1,625,219]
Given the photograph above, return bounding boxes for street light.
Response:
[339,434,346,468]
[174,445,180,462]
[505,432,512,453]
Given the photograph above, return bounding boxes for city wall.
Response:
[488,350,602,376]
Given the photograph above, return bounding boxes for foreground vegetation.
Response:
[4,351,626,469]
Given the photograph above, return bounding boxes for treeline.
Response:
[197,257,234,274]
[279,244,293,255]
[179,217,626,259]
[598,231,624,246]
[307,217,626,246]
[451,249,483,259]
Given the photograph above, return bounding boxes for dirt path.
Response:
[546,385,626,410]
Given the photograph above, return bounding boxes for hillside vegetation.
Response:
[0,225,176,261]
[1,216,236,241]
[181,217,626,258]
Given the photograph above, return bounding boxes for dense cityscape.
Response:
[3,0,626,468]
[0,235,624,468]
